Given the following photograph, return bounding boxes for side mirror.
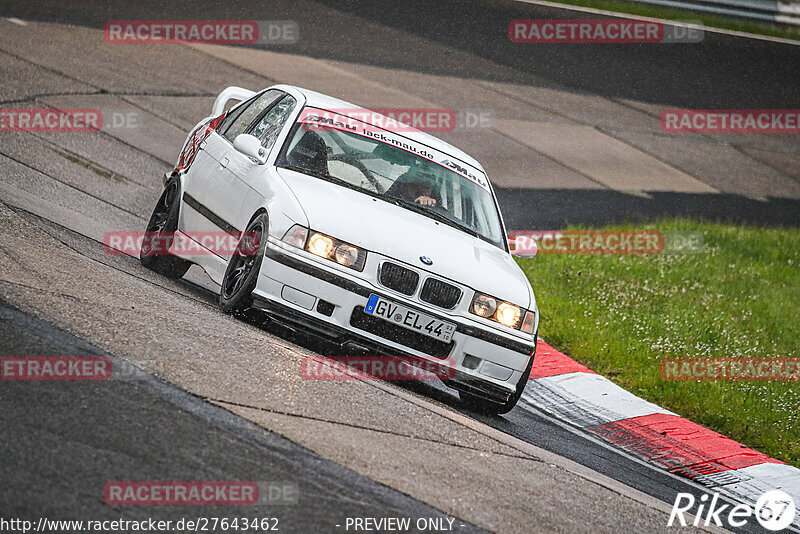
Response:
[233,134,268,165]
[509,235,537,258]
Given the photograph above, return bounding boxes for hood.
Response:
[277,168,532,308]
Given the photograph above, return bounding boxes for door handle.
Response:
[221,156,230,168]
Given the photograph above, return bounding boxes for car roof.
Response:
[271,84,487,175]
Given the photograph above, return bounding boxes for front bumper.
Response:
[252,239,536,404]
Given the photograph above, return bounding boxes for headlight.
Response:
[470,293,497,318]
[307,233,334,257]
[470,292,527,330]
[334,244,360,267]
[496,302,521,328]
[304,231,366,271]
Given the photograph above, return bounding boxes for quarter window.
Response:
[219,89,283,143]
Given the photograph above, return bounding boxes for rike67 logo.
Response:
[668,490,796,531]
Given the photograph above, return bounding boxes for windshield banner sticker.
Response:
[297,107,490,191]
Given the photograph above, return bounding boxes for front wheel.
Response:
[140,176,191,279]
[219,214,268,315]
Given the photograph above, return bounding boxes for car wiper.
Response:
[279,164,388,203]
[384,197,481,238]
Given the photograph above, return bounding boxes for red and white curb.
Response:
[522,339,800,528]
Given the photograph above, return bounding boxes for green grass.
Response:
[515,220,800,466]
[545,0,800,41]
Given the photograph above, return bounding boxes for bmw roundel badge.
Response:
[419,256,433,266]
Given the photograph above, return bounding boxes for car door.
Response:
[177,116,231,235]
[182,90,283,241]
[216,93,298,234]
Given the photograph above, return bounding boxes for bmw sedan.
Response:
[141,84,539,414]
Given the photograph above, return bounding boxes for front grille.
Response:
[379,262,419,295]
[419,278,462,309]
[349,306,453,358]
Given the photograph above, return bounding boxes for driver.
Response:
[386,165,441,207]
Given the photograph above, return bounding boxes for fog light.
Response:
[462,354,481,370]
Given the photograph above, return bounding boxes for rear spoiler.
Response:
[163,87,258,184]
[211,86,256,117]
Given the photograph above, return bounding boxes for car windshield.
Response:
[276,107,505,249]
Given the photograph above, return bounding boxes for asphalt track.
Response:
[0,1,798,533]
[0,301,485,533]
[2,0,799,228]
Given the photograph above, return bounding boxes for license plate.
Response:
[364,294,456,343]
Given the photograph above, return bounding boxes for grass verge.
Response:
[536,0,800,41]
[515,220,799,466]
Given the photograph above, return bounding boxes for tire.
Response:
[140,176,191,279]
[459,335,537,415]
[219,213,268,315]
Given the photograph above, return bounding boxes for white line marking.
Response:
[521,373,800,533]
[720,463,800,529]
[525,371,674,425]
[512,0,800,45]
[6,17,28,26]
[516,396,743,531]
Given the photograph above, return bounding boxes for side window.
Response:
[215,95,255,134]
[219,90,282,143]
[249,95,297,150]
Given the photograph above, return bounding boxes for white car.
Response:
[141,84,539,414]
